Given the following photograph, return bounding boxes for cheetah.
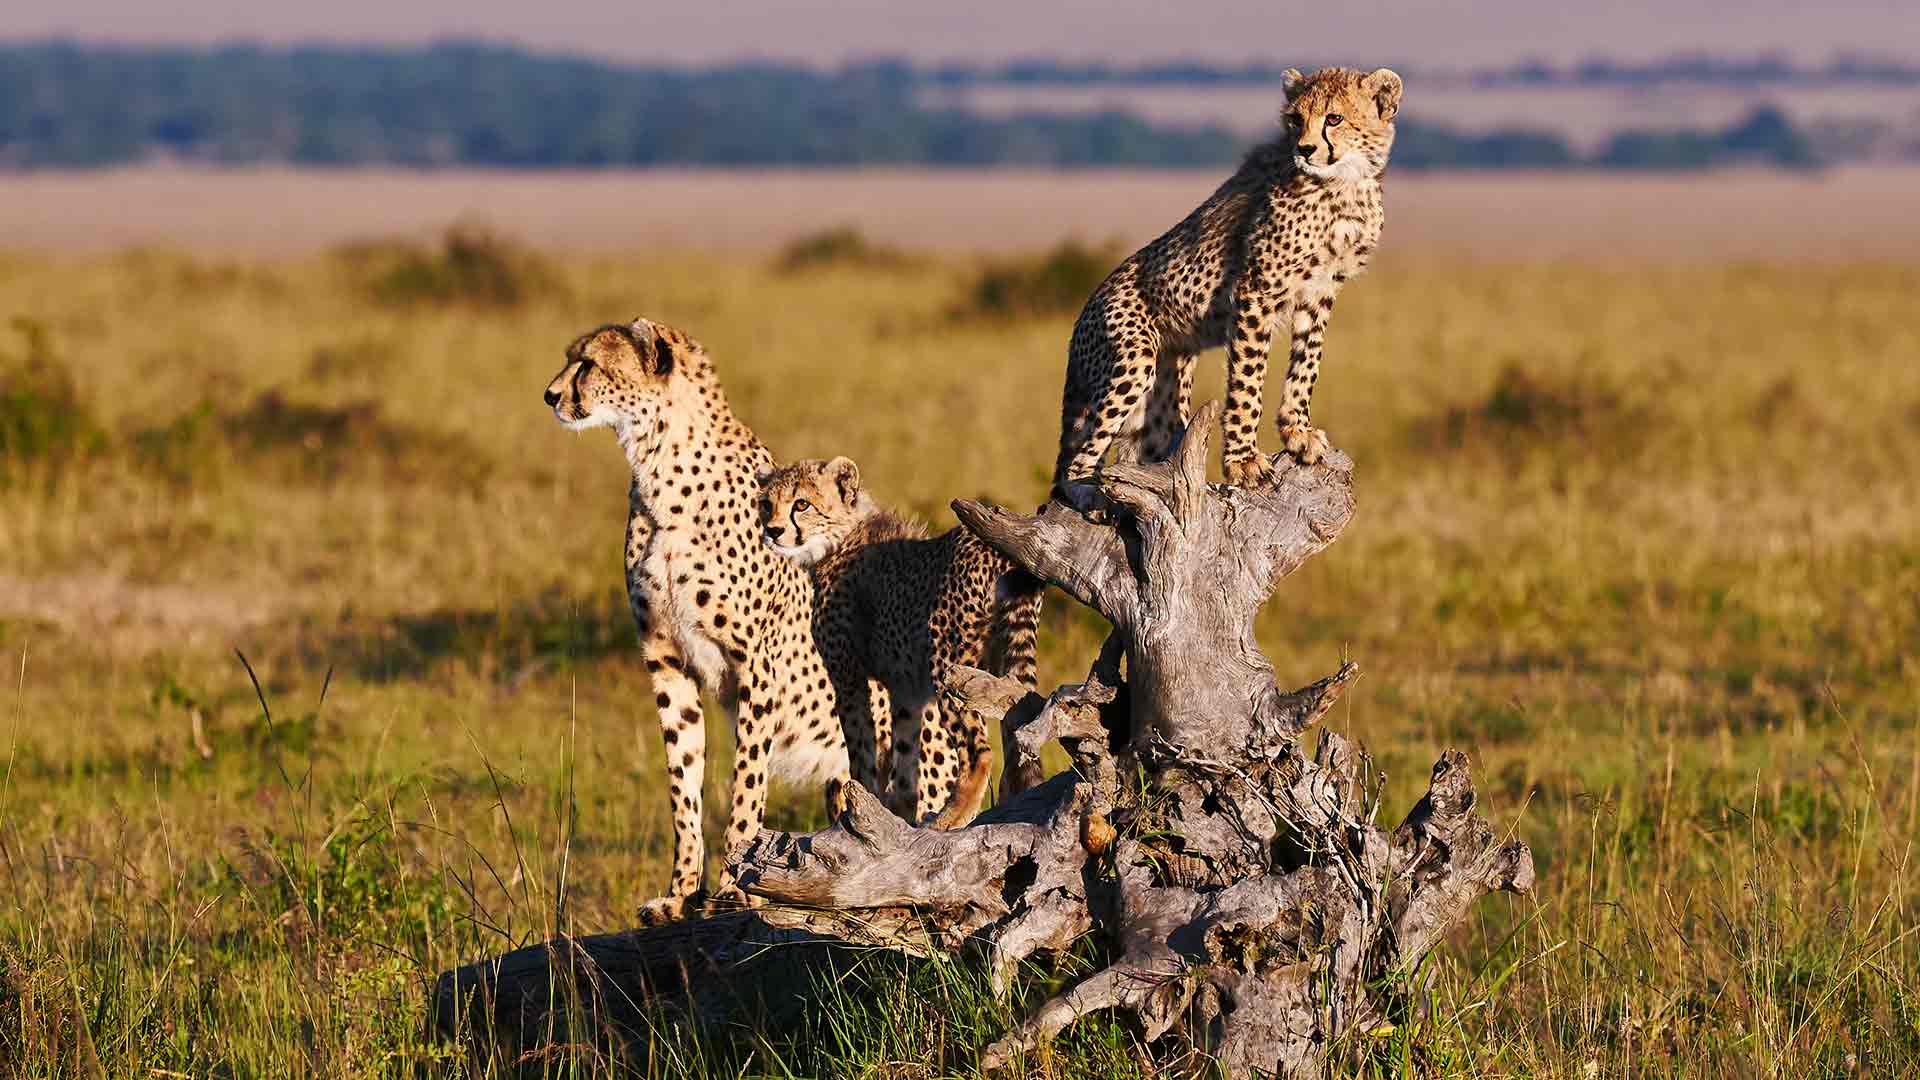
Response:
[1053,66,1402,505]
[759,457,1045,825]
[543,317,851,924]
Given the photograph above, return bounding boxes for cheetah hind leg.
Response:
[1134,350,1196,464]
[926,694,992,829]
[1055,331,1159,518]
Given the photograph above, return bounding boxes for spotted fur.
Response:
[1054,66,1402,503]
[759,457,1044,826]
[543,318,849,924]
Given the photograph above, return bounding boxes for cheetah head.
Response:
[1282,67,1402,182]
[757,457,875,568]
[543,318,680,446]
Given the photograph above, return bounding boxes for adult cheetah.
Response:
[1054,66,1402,505]
[543,317,849,923]
[759,457,1045,825]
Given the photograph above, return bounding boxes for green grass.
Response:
[0,240,1916,1076]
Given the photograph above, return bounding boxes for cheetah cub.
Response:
[759,457,1045,826]
[1054,66,1401,504]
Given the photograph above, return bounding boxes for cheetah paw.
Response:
[1222,453,1276,488]
[825,777,853,819]
[636,893,691,927]
[1277,423,1330,466]
[1052,479,1109,520]
[703,881,764,914]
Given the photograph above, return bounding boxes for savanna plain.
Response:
[0,170,1917,1078]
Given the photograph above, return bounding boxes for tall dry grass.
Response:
[0,229,1915,1075]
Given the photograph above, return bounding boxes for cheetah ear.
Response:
[1281,68,1306,100]
[825,456,862,505]
[754,465,776,487]
[624,317,674,376]
[1364,68,1402,121]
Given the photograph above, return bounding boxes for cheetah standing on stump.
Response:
[759,457,1045,825]
[543,318,851,924]
[1054,66,1401,506]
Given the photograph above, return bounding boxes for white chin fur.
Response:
[558,404,621,432]
[765,535,834,568]
[1295,154,1372,182]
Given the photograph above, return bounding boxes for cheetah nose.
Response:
[543,387,561,407]
[1296,142,1317,160]
[764,526,784,544]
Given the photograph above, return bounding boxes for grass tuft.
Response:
[774,225,915,274]
[1408,362,1654,456]
[344,222,559,309]
[130,388,491,491]
[955,239,1121,321]
[0,316,106,479]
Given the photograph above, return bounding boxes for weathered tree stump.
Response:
[431,401,1534,1076]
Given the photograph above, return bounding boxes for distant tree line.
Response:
[926,51,1920,87]
[0,42,1825,170]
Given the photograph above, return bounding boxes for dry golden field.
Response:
[0,170,1918,1076]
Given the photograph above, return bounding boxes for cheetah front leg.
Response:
[825,658,888,806]
[886,687,931,822]
[1222,288,1278,487]
[1275,296,1334,465]
[709,646,781,910]
[826,677,892,817]
[636,634,710,927]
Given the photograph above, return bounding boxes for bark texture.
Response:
[431,401,1534,1076]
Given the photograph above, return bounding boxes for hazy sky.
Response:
[5,0,1914,66]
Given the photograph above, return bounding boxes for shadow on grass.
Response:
[293,588,637,686]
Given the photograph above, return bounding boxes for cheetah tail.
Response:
[985,567,1044,691]
[984,566,1046,798]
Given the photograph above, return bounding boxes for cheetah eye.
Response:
[1326,113,1345,128]
[794,499,812,513]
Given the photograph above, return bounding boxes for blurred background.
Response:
[3,0,1920,253]
[0,2,1917,1076]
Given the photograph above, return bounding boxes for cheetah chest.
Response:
[1297,189,1382,308]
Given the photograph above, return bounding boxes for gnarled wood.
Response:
[430,402,1535,1076]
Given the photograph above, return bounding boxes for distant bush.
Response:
[304,336,399,383]
[0,317,105,479]
[1410,364,1653,454]
[955,240,1119,321]
[775,226,914,274]
[344,224,557,309]
[131,388,491,491]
